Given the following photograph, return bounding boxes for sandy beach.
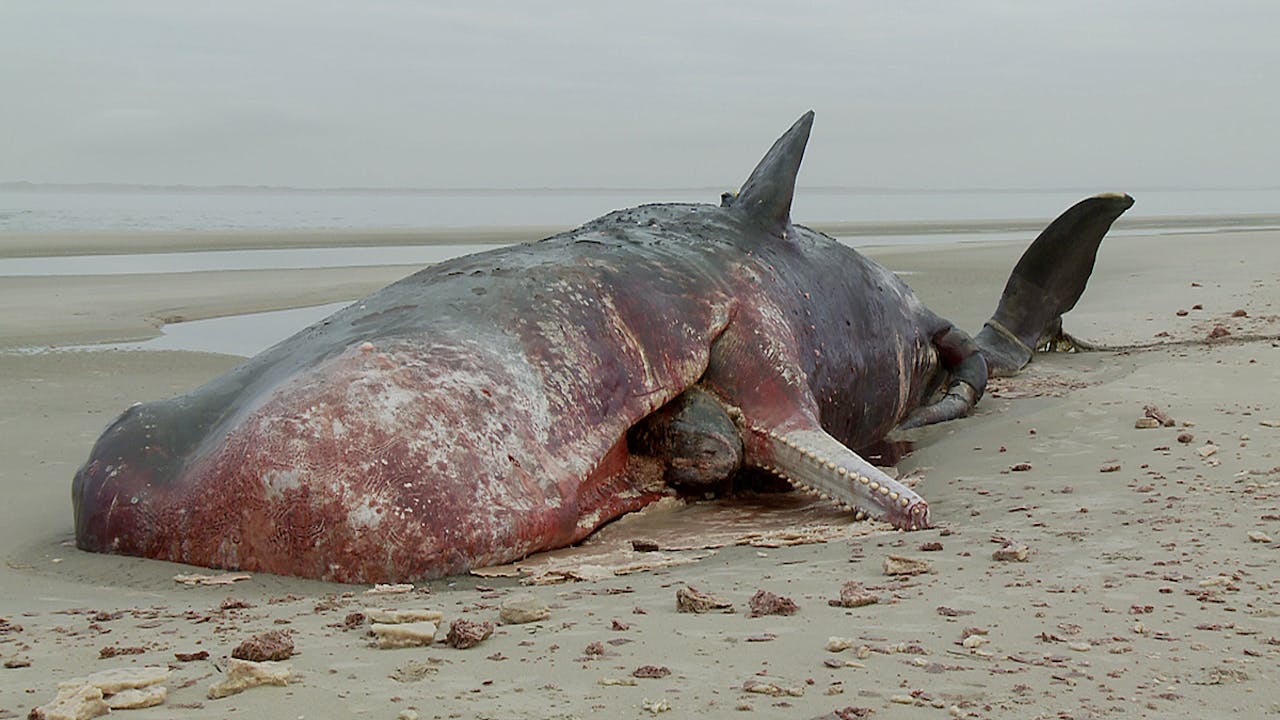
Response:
[1,224,1277,719]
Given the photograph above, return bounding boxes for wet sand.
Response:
[1,226,1277,718]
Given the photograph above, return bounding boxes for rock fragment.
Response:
[173,572,251,586]
[58,666,170,695]
[28,684,110,720]
[829,581,879,608]
[207,658,293,699]
[641,698,671,714]
[370,621,438,649]
[992,544,1030,562]
[748,590,798,617]
[883,555,932,576]
[97,646,145,659]
[498,594,550,624]
[364,608,443,624]
[445,618,494,649]
[742,678,804,697]
[675,585,733,614]
[231,630,294,662]
[104,685,166,710]
[1248,530,1274,543]
[826,637,858,653]
[33,666,171,720]
[1143,405,1176,426]
[364,583,415,595]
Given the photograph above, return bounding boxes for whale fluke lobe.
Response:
[977,192,1135,375]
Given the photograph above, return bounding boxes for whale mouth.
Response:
[749,426,932,531]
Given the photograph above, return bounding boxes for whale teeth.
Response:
[837,467,848,476]
[868,481,879,491]
[859,476,870,485]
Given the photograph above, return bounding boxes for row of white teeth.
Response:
[755,425,915,510]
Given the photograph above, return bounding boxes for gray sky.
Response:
[2,1,1276,189]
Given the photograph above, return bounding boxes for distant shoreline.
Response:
[2,213,1280,258]
[7,180,1280,195]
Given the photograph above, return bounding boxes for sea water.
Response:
[4,184,1276,356]
[3,185,1279,235]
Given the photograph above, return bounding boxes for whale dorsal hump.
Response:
[732,110,813,234]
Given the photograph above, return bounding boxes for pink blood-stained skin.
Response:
[72,113,1131,582]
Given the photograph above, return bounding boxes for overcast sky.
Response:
[2,1,1276,190]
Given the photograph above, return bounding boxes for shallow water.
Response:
[0,225,1239,276]
[49,303,351,357]
[4,186,1279,234]
[0,244,506,276]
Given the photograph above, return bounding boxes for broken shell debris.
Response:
[675,585,734,614]
[992,544,1030,562]
[882,555,932,576]
[364,583,415,595]
[172,572,251,586]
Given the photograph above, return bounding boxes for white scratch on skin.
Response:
[749,298,810,390]
[347,495,382,530]
[261,469,302,501]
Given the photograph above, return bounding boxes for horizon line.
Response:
[4,180,1279,195]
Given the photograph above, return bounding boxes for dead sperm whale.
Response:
[72,112,1133,582]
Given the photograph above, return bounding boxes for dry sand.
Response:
[0,226,1277,719]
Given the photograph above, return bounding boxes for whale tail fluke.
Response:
[976,193,1135,376]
